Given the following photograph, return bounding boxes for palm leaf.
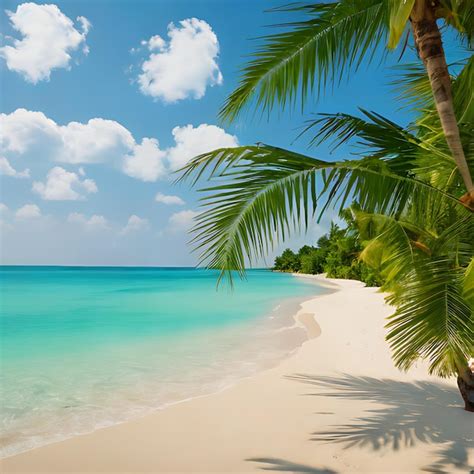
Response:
[387,0,415,49]
[219,0,389,123]
[354,206,473,377]
[299,109,461,184]
[386,256,473,377]
[178,144,462,284]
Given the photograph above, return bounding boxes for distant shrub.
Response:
[272,213,383,287]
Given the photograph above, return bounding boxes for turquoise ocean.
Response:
[0,266,326,457]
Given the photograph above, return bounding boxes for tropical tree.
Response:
[178,3,473,409]
[219,0,474,204]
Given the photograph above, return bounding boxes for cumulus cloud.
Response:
[0,109,134,164]
[155,192,185,205]
[121,124,237,179]
[15,203,41,219]
[120,215,149,235]
[0,3,90,83]
[67,212,109,230]
[33,166,97,200]
[0,203,9,214]
[122,138,167,182]
[168,209,198,231]
[1,109,238,182]
[167,124,238,171]
[59,118,134,164]
[137,18,222,102]
[0,157,30,178]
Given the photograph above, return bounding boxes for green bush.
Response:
[272,214,383,286]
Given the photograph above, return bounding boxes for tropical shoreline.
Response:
[2,276,472,473]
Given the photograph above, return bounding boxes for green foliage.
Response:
[273,215,384,286]
[219,0,473,123]
[274,249,301,272]
[388,0,415,49]
[179,3,474,380]
[219,0,389,123]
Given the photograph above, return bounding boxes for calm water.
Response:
[0,266,325,457]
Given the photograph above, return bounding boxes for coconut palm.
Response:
[219,0,474,203]
[178,51,473,408]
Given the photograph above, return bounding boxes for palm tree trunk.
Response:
[457,366,474,412]
[410,0,474,206]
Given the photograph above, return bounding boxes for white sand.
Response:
[2,277,473,473]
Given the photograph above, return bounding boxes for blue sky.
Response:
[0,0,457,266]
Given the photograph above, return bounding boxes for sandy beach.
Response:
[2,277,472,473]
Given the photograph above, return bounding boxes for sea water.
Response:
[0,266,326,457]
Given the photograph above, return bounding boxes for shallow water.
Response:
[0,266,326,457]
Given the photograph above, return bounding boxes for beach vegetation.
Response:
[179,1,474,409]
[273,214,383,286]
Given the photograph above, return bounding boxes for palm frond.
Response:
[301,109,421,163]
[299,109,459,184]
[353,206,474,377]
[178,145,462,284]
[452,55,474,124]
[387,0,414,49]
[437,0,474,47]
[389,62,434,111]
[386,256,473,377]
[219,0,389,123]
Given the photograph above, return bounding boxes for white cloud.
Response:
[167,124,238,171]
[59,118,135,164]
[0,3,90,83]
[168,209,198,231]
[0,109,60,154]
[147,35,165,51]
[33,166,97,201]
[0,203,9,214]
[1,109,238,182]
[122,138,167,182]
[120,215,149,235]
[15,203,41,219]
[137,18,222,102]
[0,157,30,178]
[0,109,134,164]
[155,192,185,205]
[67,212,108,230]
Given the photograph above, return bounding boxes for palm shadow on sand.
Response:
[281,374,474,473]
[247,457,337,473]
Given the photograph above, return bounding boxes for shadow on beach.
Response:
[247,374,472,473]
[281,373,473,473]
[247,457,337,473]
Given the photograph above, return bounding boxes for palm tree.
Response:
[178,51,474,408]
[219,0,474,204]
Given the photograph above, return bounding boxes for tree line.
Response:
[272,212,382,287]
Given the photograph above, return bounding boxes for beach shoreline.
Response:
[0,269,327,460]
[2,276,472,473]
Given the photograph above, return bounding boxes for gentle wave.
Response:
[0,267,326,458]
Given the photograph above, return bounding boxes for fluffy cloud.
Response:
[168,209,198,231]
[120,215,149,235]
[1,109,238,182]
[121,124,237,180]
[155,192,185,205]
[15,203,41,219]
[0,109,134,164]
[137,18,222,102]
[0,203,9,214]
[0,3,90,83]
[122,138,167,182]
[67,212,108,230]
[167,124,238,171]
[0,157,30,178]
[59,118,134,164]
[33,166,97,200]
